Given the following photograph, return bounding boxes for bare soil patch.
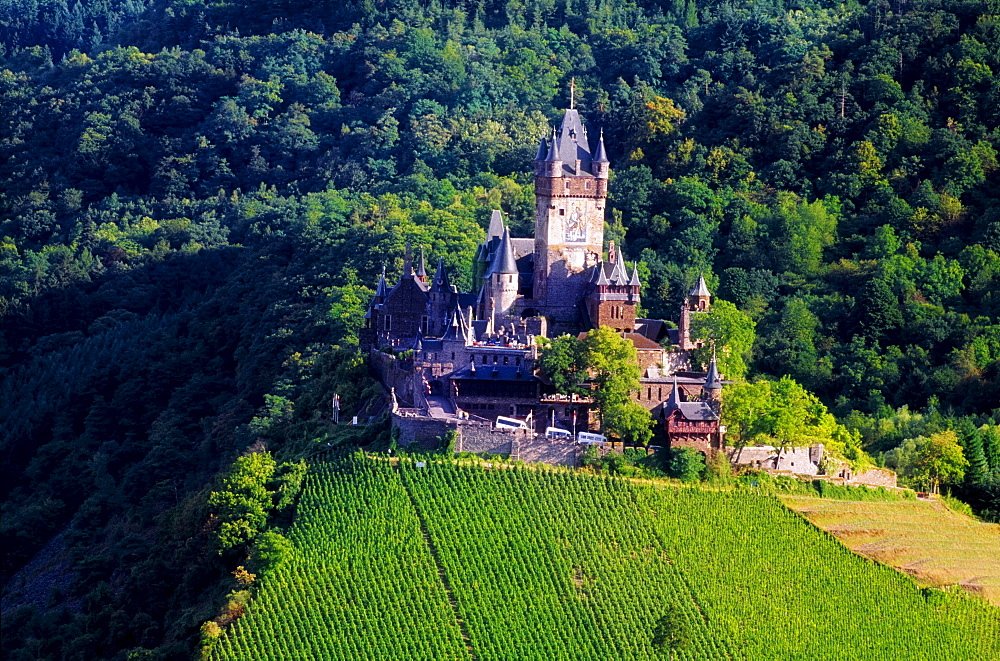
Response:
[781,495,1000,606]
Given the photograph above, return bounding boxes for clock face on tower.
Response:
[564,204,587,243]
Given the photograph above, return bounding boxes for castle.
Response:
[361,104,724,456]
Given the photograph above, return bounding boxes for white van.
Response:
[495,416,529,430]
[545,427,573,440]
[576,431,607,444]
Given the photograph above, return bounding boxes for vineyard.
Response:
[211,456,1000,660]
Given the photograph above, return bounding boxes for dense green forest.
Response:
[2,0,999,658]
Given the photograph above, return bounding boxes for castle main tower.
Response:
[532,105,609,326]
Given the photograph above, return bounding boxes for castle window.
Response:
[585,180,592,190]
[648,387,652,400]
[384,315,391,331]
[565,181,571,190]
[421,315,429,335]
[451,352,455,360]
[516,357,521,366]
[482,355,487,364]
[559,209,565,215]
[493,355,498,364]
[503,356,509,365]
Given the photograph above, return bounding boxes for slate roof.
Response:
[634,318,670,343]
[663,377,719,421]
[624,332,661,350]
[590,246,635,287]
[704,355,723,390]
[543,109,600,176]
[431,257,450,292]
[690,274,711,297]
[488,227,518,275]
[487,209,505,240]
[593,128,609,163]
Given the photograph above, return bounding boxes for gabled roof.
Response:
[624,332,660,350]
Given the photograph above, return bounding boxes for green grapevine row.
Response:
[214,456,1000,660]
[211,458,469,661]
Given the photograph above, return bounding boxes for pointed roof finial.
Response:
[570,77,575,110]
[704,350,723,390]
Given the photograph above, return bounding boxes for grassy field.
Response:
[782,494,1000,605]
[210,455,1000,660]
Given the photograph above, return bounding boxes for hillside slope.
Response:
[208,456,999,661]
[783,494,1000,604]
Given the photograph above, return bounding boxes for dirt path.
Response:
[396,464,478,660]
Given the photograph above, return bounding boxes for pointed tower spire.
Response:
[491,227,518,275]
[593,128,609,163]
[609,244,629,283]
[534,135,548,162]
[704,351,723,391]
[594,264,610,286]
[416,247,428,281]
[664,376,683,415]
[375,264,388,298]
[690,273,711,297]
[629,262,642,287]
[487,209,505,239]
[545,127,559,161]
[432,257,450,292]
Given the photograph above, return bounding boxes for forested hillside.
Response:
[2,0,999,658]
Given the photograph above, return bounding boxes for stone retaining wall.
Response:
[456,420,520,455]
[392,413,452,449]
